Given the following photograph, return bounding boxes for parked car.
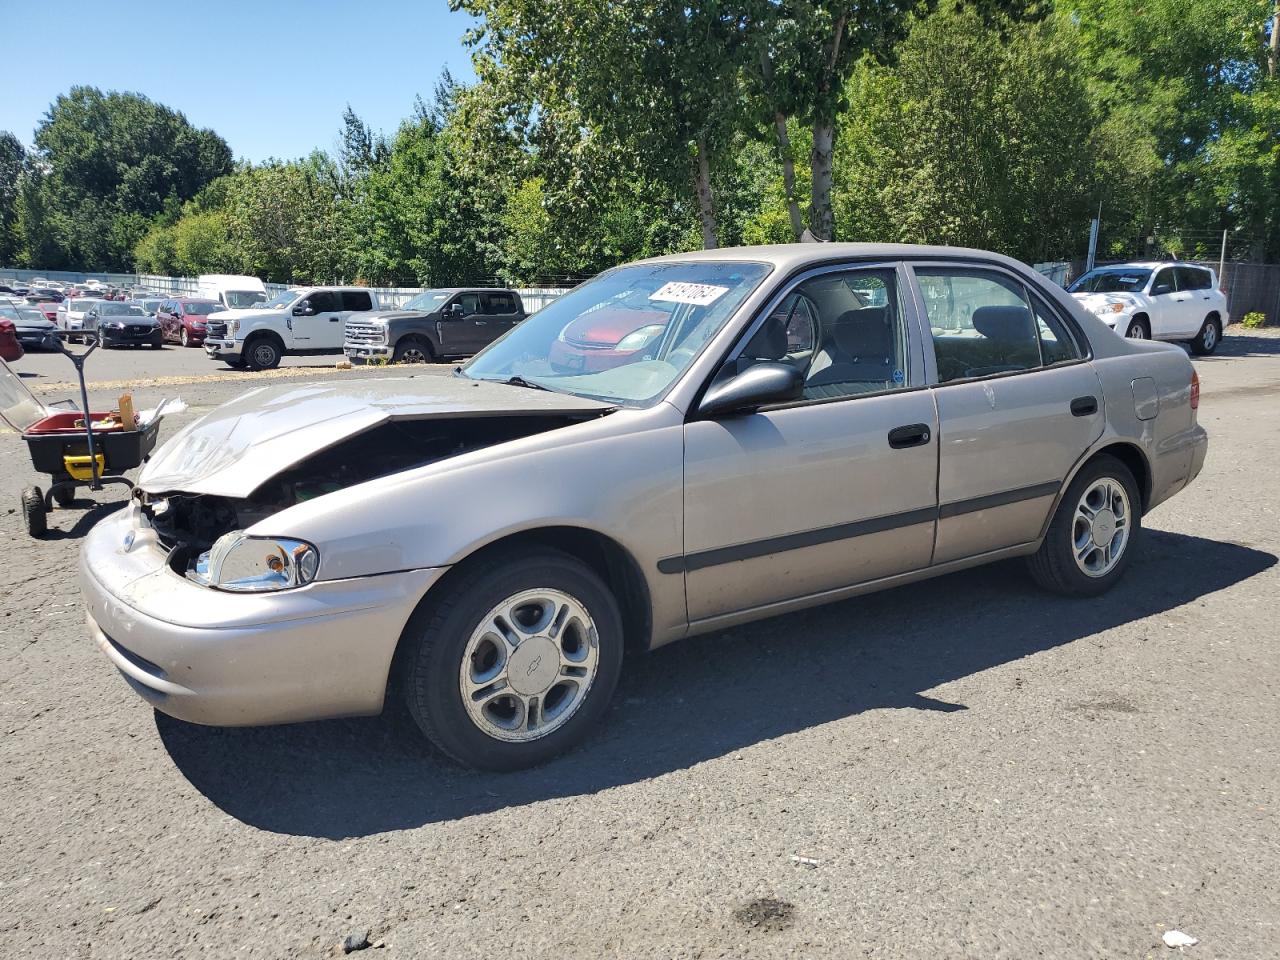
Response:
[0,303,59,350]
[0,318,23,362]
[1068,262,1228,354]
[26,287,64,304]
[344,288,527,364]
[82,243,1208,771]
[203,286,380,370]
[157,297,219,347]
[86,301,162,348]
[197,274,269,311]
[56,297,106,342]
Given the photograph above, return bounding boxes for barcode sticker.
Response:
[649,282,729,306]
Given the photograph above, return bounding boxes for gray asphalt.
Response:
[2,330,1278,958]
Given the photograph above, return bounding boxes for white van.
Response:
[197,274,269,311]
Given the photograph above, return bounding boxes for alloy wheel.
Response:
[1072,477,1131,577]
[1126,321,1147,339]
[1202,321,1218,351]
[459,588,600,742]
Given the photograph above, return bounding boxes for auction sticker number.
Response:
[649,282,729,306]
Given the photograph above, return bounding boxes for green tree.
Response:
[31,86,232,270]
[835,5,1104,261]
[0,132,24,265]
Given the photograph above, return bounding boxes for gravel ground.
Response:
[2,330,1278,959]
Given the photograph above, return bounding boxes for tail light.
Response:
[1190,370,1200,410]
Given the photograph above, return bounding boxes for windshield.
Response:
[71,299,102,310]
[404,291,452,311]
[461,261,771,406]
[183,301,217,315]
[17,308,48,323]
[101,303,146,316]
[224,289,266,309]
[1069,268,1152,294]
[254,290,298,310]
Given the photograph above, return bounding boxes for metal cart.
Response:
[2,335,161,537]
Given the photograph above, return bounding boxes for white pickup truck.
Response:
[1068,261,1229,355]
[203,286,380,370]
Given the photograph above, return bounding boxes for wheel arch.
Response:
[385,524,654,701]
[1070,441,1152,512]
[243,327,285,351]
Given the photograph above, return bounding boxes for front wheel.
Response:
[1190,316,1221,355]
[399,548,624,771]
[392,335,434,364]
[180,327,190,348]
[244,337,282,371]
[1027,455,1141,597]
[1125,317,1150,340]
[22,486,47,538]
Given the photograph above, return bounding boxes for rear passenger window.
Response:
[1176,266,1211,291]
[1031,294,1082,365]
[483,292,517,315]
[916,269,1040,383]
[341,291,373,311]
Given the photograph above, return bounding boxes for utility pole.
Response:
[1085,202,1102,273]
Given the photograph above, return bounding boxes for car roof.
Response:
[637,242,1045,274]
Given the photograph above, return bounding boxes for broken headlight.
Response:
[188,532,319,592]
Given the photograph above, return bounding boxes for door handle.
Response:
[1070,396,1098,417]
[887,423,932,449]
[474,320,488,325]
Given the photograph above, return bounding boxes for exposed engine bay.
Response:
[139,413,601,561]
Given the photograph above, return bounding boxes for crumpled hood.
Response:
[139,375,613,498]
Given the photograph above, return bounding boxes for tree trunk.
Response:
[773,112,804,239]
[694,137,718,249]
[1270,1,1279,77]
[808,120,835,241]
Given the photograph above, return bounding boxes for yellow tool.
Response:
[63,453,106,482]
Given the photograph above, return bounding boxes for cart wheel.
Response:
[22,486,47,538]
[51,485,75,508]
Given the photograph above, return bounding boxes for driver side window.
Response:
[1151,268,1175,295]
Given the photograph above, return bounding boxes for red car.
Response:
[37,302,59,323]
[548,304,671,373]
[0,318,24,362]
[156,297,219,347]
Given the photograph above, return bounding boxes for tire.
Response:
[1027,454,1142,597]
[22,486,47,538]
[399,548,624,771]
[150,340,163,350]
[50,485,75,507]
[244,336,282,371]
[1190,316,1221,355]
[180,327,190,348]
[392,335,434,364]
[1124,317,1150,340]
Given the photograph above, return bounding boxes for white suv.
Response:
[203,286,380,370]
[1069,262,1229,355]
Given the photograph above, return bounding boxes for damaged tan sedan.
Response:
[81,244,1208,770]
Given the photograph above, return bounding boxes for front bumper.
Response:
[343,345,389,360]
[204,338,240,361]
[16,329,58,349]
[100,328,163,347]
[79,504,443,726]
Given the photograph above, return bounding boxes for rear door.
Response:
[481,291,522,341]
[1175,266,1215,336]
[911,263,1103,564]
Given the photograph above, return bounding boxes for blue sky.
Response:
[0,0,478,162]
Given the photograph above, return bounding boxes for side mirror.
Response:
[1151,283,1172,296]
[293,301,315,317]
[447,302,464,318]
[699,361,804,418]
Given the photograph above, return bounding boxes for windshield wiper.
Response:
[499,375,553,392]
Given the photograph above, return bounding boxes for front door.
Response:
[1147,266,1186,338]
[436,292,486,355]
[911,264,1104,564]
[681,264,939,625]
[290,290,345,349]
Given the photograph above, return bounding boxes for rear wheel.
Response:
[399,548,624,771]
[1190,316,1221,355]
[392,335,434,364]
[244,336,282,371]
[1027,455,1141,597]
[21,486,47,538]
[1125,317,1150,340]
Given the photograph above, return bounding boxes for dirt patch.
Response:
[733,897,795,933]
